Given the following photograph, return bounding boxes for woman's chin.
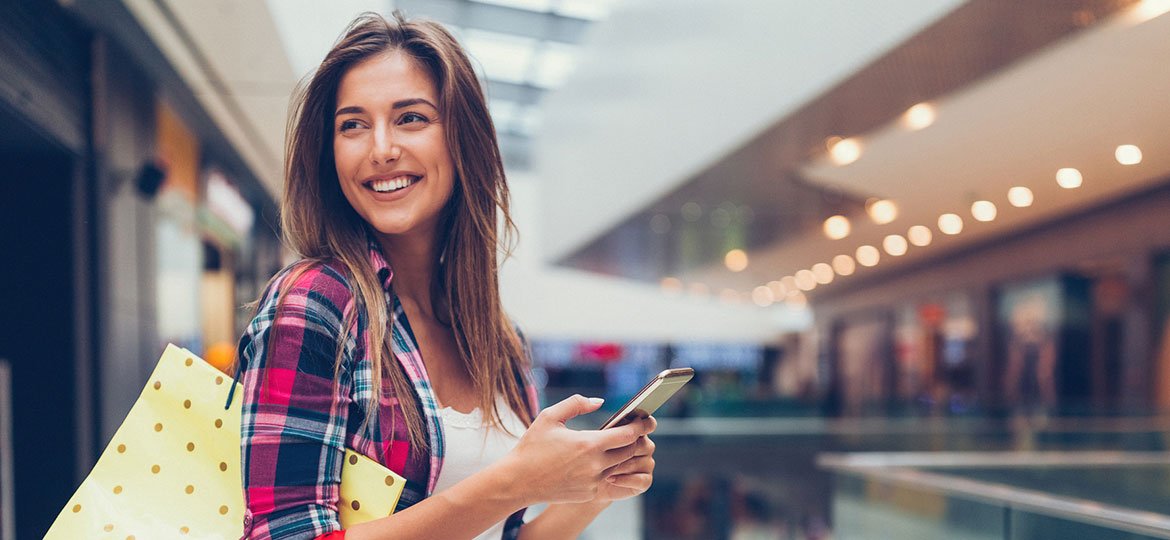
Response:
[368,217,429,240]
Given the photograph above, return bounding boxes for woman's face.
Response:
[333,51,455,242]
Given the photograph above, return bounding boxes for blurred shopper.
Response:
[1003,295,1057,414]
[235,12,656,540]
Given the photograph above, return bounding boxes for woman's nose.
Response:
[371,126,400,164]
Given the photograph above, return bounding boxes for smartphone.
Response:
[599,368,694,429]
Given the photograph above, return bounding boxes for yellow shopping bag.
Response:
[45,344,405,539]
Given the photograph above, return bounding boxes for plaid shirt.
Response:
[236,237,539,540]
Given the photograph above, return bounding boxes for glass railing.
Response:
[822,452,1170,540]
[638,418,1170,538]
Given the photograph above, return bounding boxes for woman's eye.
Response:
[399,112,429,125]
[339,119,363,131]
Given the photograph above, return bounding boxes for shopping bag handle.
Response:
[224,355,244,411]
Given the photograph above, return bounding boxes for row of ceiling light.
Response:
[660,117,1145,308]
[741,140,1144,307]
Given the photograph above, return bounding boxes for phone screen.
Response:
[600,368,693,429]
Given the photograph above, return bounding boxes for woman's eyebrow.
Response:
[334,98,437,117]
[391,97,438,110]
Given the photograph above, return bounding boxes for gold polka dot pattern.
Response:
[43,344,406,538]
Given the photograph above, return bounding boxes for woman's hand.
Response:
[499,395,655,506]
[597,428,656,501]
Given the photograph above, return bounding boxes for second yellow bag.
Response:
[45,344,405,539]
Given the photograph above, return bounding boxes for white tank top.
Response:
[432,397,528,540]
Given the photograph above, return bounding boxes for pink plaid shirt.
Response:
[236,237,538,540]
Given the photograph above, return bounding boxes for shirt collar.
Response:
[365,228,395,292]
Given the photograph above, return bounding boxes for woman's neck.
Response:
[376,231,439,318]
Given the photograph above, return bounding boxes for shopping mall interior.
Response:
[3,0,1170,538]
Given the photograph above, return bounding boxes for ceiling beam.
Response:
[397,0,590,44]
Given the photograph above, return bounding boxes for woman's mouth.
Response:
[365,175,421,193]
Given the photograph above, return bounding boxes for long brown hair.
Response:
[272,11,531,451]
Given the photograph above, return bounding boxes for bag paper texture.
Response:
[45,344,404,539]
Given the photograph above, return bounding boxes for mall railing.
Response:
[819,452,1170,540]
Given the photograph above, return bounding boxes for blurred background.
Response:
[3,0,1170,538]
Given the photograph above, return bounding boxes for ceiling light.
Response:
[812,263,834,284]
[907,225,932,247]
[823,215,851,240]
[1131,0,1170,23]
[752,286,774,307]
[1116,144,1143,165]
[767,280,788,297]
[938,213,963,235]
[971,200,997,222]
[883,234,908,256]
[780,276,797,292]
[710,207,732,228]
[660,277,682,292]
[828,137,862,166]
[725,249,749,272]
[856,245,880,267]
[795,270,818,291]
[901,102,936,130]
[1007,187,1034,208]
[650,214,671,234]
[1056,168,1083,189]
[867,199,898,224]
[832,254,856,276]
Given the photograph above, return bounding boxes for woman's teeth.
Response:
[370,176,419,193]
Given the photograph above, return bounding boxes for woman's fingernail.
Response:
[589,397,604,405]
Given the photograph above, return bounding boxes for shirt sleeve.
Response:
[239,264,358,540]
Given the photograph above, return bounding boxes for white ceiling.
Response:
[679,3,1170,297]
[534,0,966,264]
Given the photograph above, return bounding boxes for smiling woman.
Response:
[333,53,455,239]
[236,11,657,540]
